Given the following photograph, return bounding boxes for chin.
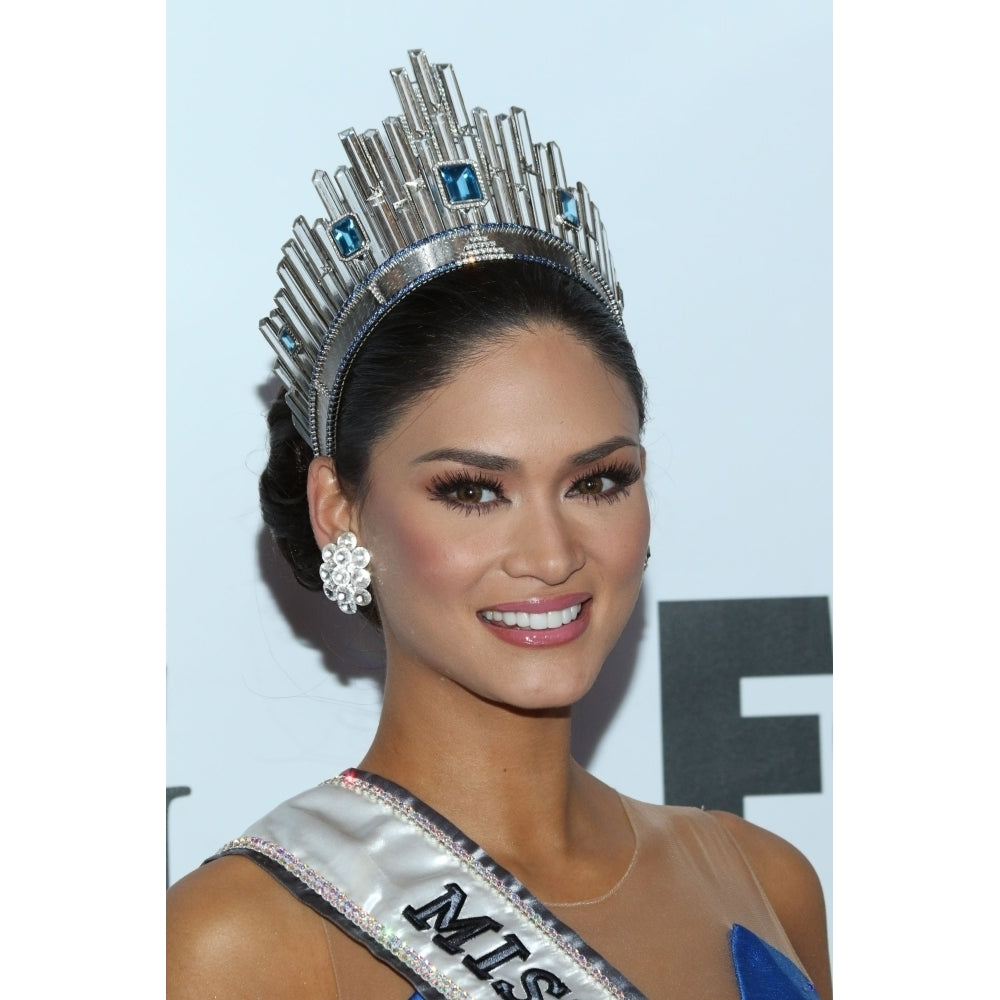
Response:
[480,670,602,714]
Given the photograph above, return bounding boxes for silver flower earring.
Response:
[319,531,372,614]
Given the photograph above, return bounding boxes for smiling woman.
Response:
[166,50,831,1000]
[315,317,649,710]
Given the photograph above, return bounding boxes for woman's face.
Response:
[354,320,650,711]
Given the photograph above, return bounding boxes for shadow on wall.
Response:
[572,587,645,769]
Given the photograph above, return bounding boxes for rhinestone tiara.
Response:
[261,49,625,457]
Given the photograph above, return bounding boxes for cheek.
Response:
[601,497,650,569]
[364,501,482,603]
[609,536,648,584]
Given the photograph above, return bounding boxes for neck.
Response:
[362,671,577,840]
[357,663,633,902]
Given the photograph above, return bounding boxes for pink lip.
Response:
[479,598,592,648]
[482,593,591,615]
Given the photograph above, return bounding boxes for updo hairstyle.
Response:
[259,259,646,623]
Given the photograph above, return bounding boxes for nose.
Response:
[501,501,584,585]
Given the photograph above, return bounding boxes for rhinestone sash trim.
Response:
[329,770,636,1000]
[216,768,647,1000]
[220,835,470,1000]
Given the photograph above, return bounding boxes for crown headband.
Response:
[261,49,625,457]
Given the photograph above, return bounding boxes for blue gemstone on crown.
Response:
[279,327,297,353]
[438,162,483,204]
[558,188,580,228]
[331,215,364,258]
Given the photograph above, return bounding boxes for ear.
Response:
[306,457,356,549]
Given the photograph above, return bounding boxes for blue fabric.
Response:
[730,923,816,999]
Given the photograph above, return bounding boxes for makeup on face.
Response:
[356,322,650,709]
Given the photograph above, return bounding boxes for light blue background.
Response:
[167,0,831,940]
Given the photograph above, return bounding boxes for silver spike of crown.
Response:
[261,49,624,456]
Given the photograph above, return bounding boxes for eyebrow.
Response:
[413,435,639,472]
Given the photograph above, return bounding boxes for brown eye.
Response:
[567,463,641,503]
[576,475,611,496]
[449,482,500,505]
[429,473,506,514]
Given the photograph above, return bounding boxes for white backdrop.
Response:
[167,0,831,942]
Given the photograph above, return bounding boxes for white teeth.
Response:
[483,603,583,630]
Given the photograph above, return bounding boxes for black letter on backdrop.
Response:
[659,597,832,816]
[166,785,192,888]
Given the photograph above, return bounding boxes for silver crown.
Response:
[261,49,625,457]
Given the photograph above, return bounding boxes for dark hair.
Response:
[259,259,646,620]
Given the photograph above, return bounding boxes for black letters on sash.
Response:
[403,883,502,953]
[493,969,571,999]
[403,884,571,996]
[463,933,532,979]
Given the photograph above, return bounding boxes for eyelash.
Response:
[428,461,641,516]
[568,461,642,504]
[428,471,507,516]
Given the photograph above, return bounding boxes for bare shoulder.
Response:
[709,811,833,1000]
[708,810,824,917]
[166,855,334,1000]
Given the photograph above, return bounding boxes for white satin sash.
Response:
[217,769,648,1000]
